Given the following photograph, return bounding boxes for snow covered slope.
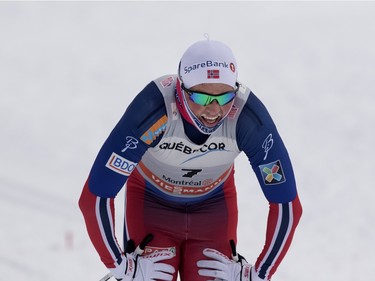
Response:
[1,2,374,280]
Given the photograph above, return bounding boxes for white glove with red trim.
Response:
[197,241,268,281]
[110,234,175,281]
[197,248,252,281]
[110,251,175,281]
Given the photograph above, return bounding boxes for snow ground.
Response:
[1,1,375,280]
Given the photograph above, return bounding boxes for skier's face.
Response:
[184,83,236,128]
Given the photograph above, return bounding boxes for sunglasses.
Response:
[181,83,238,106]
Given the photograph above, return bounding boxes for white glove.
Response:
[110,251,175,281]
[110,235,175,281]
[197,247,267,281]
[197,248,252,281]
[134,250,176,281]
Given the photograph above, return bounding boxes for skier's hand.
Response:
[197,240,267,281]
[135,253,175,281]
[197,248,252,281]
[109,234,175,281]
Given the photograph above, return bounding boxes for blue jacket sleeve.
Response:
[236,92,297,203]
[88,81,167,197]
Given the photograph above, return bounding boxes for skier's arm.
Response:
[254,196,302,280]
[237,92,302,280]
[79,81,167,269]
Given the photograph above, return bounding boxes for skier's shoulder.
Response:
[152,74,178,92]
[235,83,279,151]
[237,83,275,129]
[127,75,176,114]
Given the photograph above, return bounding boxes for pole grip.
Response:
[99,272,113,281]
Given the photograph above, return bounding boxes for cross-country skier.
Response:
[79,38,302,281]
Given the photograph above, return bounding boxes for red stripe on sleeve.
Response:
[255,195,302,280]
[268,195,302,279]
[78,178,120,268]
[255,200,280,271]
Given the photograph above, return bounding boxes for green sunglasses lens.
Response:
[190,92,236,106]
[181,83,238,106]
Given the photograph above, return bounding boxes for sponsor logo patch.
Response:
[121,136,139,152]
[160,76,174,88]
[259,160,286,185]
[138,162,232,196]
[105,152,137,176]
[141,115,168,145]
[262,134,273,160]
[143,246,176,259]
[184,60,230,74]
[158,141,226,154]
[181,168,202,178]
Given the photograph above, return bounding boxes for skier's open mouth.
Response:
[201,115,221,126]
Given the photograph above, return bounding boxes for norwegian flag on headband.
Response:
[207,69,220,79]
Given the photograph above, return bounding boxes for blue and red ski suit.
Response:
[79,75,302,281]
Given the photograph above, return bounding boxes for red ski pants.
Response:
[124,169,238,281]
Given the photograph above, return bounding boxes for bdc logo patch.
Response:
[106,152,137,176]
[259,160,286,185]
